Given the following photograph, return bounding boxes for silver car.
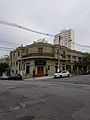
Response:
[54,70,70,78]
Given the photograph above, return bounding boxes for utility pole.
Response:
[57,35,62,72]
[20,44,23,77]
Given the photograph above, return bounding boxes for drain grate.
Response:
[17,115,35,120]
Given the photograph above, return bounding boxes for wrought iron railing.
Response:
[22,53,54,58]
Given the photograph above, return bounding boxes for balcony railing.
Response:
[22,53,54,58]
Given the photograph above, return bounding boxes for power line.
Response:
[71,42,90,48]
[0,20,54,37]
[0,46,14,50]
[0,48,11,51]
[0,40,18,46]
[0,46,15,52]
[0,32,27,45]
[0,19,90,49]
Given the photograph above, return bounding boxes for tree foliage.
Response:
[83,53,90,65]
[75,53,90,71]
[0,63,9,75]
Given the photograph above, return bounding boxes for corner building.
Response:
[9,41,83,78]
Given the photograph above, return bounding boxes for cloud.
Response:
[0,0,90,56]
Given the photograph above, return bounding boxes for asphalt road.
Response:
[0,75,90,120]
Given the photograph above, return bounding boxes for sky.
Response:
[0,0,90,57]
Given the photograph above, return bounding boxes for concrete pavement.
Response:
[0,75,90,120]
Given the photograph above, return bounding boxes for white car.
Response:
[54,70,70,78]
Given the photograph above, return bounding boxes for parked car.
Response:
[54,70,70,78]
[82,70,90,75]
[0,75,9,80]
[9,74,22,80]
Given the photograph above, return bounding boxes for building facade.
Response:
[9,41,83,78]
[53,29,74,49]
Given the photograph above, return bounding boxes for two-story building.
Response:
[9,41,83,78]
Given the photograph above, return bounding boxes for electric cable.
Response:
[0,20,54,37]
[0,48,12,51]
[0,19,90,49]
[0,46,14,50]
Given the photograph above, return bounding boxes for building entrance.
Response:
[37,66,44,77]
[35,59,46,77]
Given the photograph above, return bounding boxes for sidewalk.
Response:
[24,74,75,81]
[24,76,53,81]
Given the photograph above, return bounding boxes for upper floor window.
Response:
[68,55,71,59]
[62,51,66,58]
[13,53,15,58]
[38,48,43,53]
[38,48,43,55]
[72,56,77,61]
[26,50,28,54]
[10,54,12,58]
[18,51,20,56]
[16,61,18,66]
[13,62,15,66]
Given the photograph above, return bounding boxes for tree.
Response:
[0,63,9,75]
[75,53,90,73]
[83,53,90,66]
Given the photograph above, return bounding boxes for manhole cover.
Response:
[18,115,35,120]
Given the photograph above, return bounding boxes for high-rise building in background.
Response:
[53,29,74,49]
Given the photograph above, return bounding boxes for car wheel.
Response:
[67,74,70,77]
[60,75,62,78]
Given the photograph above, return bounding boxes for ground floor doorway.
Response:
[35,59,46,77]
[37,66,44,77]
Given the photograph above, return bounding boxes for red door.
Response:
[37,66,44,77]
